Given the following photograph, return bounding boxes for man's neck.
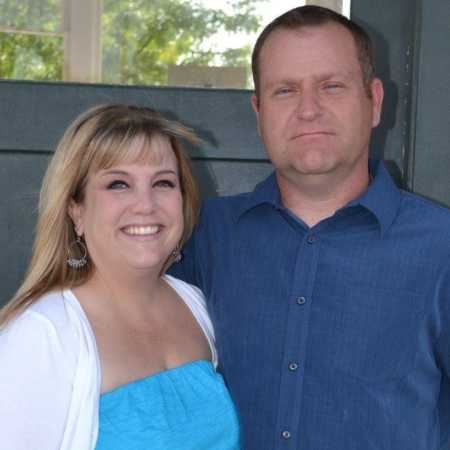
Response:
[277,166,370,228]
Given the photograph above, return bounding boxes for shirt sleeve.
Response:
[434,263,450,376]
[0,310,76,450]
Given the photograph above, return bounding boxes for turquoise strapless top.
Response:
[94,360,240,450]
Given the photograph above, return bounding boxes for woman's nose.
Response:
[131,188,156,214]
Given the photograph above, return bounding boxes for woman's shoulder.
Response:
[25,290,86,333]
[163,274,206,305]
[164,274,218,367]
[1,290,89,360]
[0,290,85,375]
[27,289,69,317]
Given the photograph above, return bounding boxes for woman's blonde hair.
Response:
[0,104,200,327]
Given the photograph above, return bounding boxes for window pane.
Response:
[101,0,270,88]
[0,0,350,87]
[0,0,62,32]
[0,0,63,81]
[0,33,63,80]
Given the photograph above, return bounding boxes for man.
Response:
[171,5,450,450]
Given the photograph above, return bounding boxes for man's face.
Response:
[251,23,383,188]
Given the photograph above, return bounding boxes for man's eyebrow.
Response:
[263,78,298,89]
[318,70,355,80]
[264,70,356,87]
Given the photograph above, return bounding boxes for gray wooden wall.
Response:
[352,0,450,203]
[1,0,449,307]
[0,82,272,303]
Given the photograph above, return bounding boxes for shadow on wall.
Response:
[162,108,220,199]
[355,20,403,188]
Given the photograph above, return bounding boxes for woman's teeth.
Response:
[123,225,159,236]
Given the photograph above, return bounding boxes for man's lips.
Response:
[290,131,335,140]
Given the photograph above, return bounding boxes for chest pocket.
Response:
[308,284,425,383]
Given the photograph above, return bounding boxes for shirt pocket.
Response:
[308,285,425,383]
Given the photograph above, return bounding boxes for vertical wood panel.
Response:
[410,0,450,205]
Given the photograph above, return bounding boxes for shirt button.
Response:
[281,430,291,439]
[306,234,316,244]
[288,362,299,371]
[296,296,306,305]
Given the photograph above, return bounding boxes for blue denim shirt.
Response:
[170,160,450,450]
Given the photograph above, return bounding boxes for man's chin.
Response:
[293,161,338,177]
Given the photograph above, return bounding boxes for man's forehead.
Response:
[261,23,357,54]
[263,69,357,88]
[262,26,358,61]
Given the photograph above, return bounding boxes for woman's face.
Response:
[70,135,184,278]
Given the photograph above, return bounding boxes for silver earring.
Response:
[67,236,88,269]
[171,244,182,263]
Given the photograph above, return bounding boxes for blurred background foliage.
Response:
[0,0,266,86]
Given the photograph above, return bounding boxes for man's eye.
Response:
[274,87,294,96]
[324,83,343,91]
[154,179,176,188]
[107,180,128,189]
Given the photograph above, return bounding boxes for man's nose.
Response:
[295,88,322,121]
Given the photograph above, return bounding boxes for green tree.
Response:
[102,0,267,87]
[0,0,63,80]
[0,0,267,86]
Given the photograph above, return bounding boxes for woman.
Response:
[0,104,240,450]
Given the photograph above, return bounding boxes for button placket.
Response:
[281,430,291,440]
[276,229,319,449]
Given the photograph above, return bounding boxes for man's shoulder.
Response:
[201,173,277,218]
[203,190,253,212]
[397,190,450,242]
[399,189,450,223]
[190,191,258,242]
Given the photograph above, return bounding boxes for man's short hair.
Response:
[252,5,375,97]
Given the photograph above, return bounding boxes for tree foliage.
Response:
[0,0,267,87]
[0,0,63,81]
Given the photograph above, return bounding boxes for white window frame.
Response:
[63,0,102,82]
[0,0,102,82]
[2,0,351,84]
[342,0,351,17]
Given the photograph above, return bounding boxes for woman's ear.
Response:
[68,199,84,236]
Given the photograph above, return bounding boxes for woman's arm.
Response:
[0,310,75,450]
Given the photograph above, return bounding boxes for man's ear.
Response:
[251,93,261,136]
[68,199,84,236]
[370,78,384,128]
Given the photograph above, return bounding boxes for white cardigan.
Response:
[0,275,217,450]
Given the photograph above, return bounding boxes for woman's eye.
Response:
[107,180,129,190]
[154,179,176,188]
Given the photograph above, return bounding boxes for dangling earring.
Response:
[171,243,182,263]
[67,235,88,269]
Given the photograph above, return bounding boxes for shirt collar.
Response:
[234,171,282,219]
[236,159,402,235]
[348,159,402,235]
